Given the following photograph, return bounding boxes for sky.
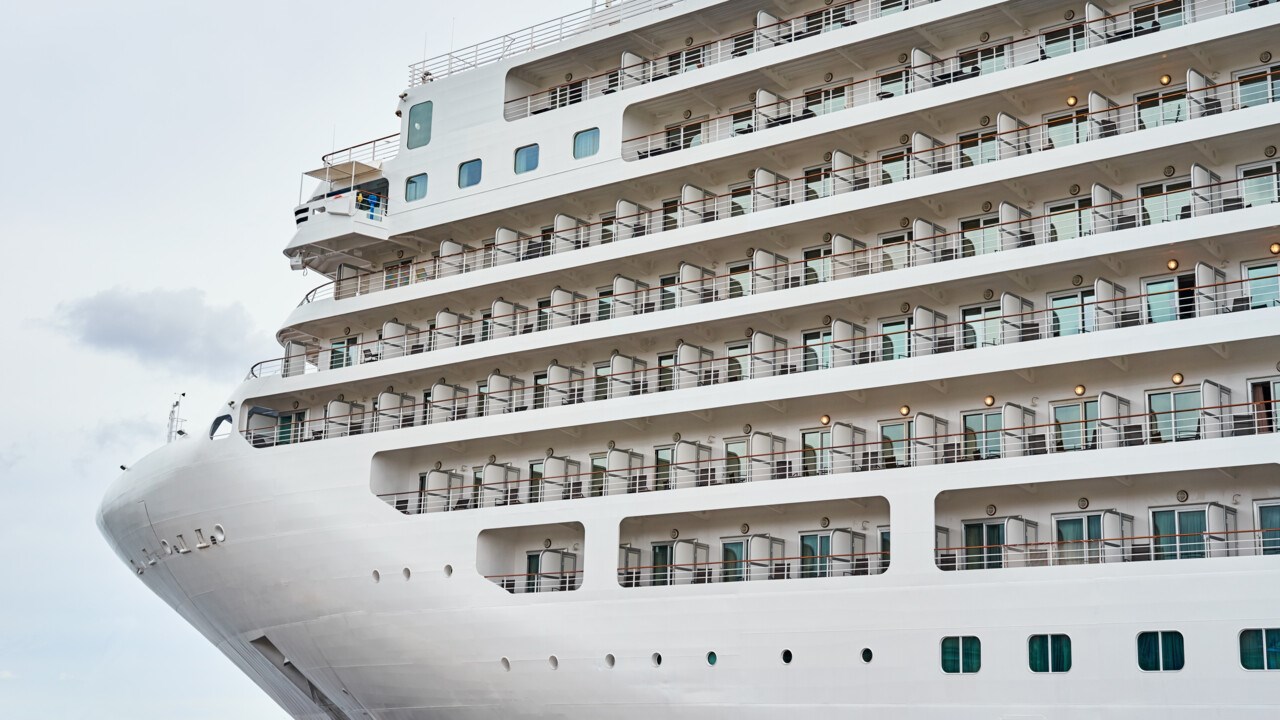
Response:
[0,1,583,717]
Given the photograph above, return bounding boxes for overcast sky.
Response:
[0,1,583,717]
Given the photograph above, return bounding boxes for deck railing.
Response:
[937,526,1280,570]
[621,0,1260,159]
[503,0,937,120]
[409,0,688,86]
[297,66,1279,308]
[617,549,890,587]
[364,398,1279,515]
[259,170,1280,379]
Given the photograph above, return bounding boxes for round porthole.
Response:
[372,570,381,583]
[605,653,616,668]
[861,648,873,663]
[402,568,411,581]
[500,657,511,672]
[781,649,794,665]
[548,655,559,670]
[211,525,226,543]
[443,564,453,577]
[652,652,663,667]
[706,651,718,666]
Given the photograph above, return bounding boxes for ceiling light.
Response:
[1074,384,1087,396]
[1066,95,1078,107]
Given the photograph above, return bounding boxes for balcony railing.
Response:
[261,169,1279,378]
[251,271,1278,452]
[485,568,583,593]
[366,398,1278,515]
[320,133,401,168]
[617,549,890,587]
[937,526,1280,570]
[621,0,1260,159]
[503,0,937,120]
[298,66,1279,307]
[408,0,689,86]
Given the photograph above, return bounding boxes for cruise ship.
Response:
[98,0,1280,717]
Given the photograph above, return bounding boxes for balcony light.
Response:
[1160,74,1172,86]
[1066,95,1078,107]
[1167,259,1180,271]
[1171,373,1185,385]
[899,405,911,416]
[1270,242,1280,255]
[1074,385,1087,397]
[983,395,996,407]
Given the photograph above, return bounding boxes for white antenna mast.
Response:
[166,393,187,443]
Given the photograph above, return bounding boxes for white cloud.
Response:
[57,288,270,381]
[0,670,16,680]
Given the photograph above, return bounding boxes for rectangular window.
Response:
[405,173,428,202]
[329,336,357,370]
[799,532,832,578]
[535,297,552,332]
[1245,261,1280,310]
[878,147,910,185]
[729,182,753,216]
[589,453,607,497]
[574,128,600,158]
[727,262,751,299]
[878,420,912,468]
[721,539,745,582]
[802,329,832,372]
[1136,87,1188,130]
[963,520,1005,569]
[654,446,673,491]
[1260,501,1280,556]
[1238,65,1280,108]
[802,164,833,200]
[961,410,1002,460]
[723,439,747,482]
[958,43,1006,77]
[657,352,675,392]
[661,197,679,232]
[658,274,677,311]
[406,101,433,148]
[725,342,749,382]
[960,303,1000,349]
[1045,196,1092,241]
[1240,628,1280,670]
[532,372,548,409]
[596,287,613,322]
[1146,388,1201,443]
[1042,23,1085,58]
[1054,513,1105,564]
[592,363,610,402]
[957,129,997,168]
[802,246,830,285]
[1029,634,1072,673]
[800,429,831,476]
[514,144,539,174]
[1241,161,1280,208]
[528,460,543,503]
[1043,109,1089,150]
[958,215,999,257]
[879,317,911,360]
[1151,507,1207,560]
[1139,178,1192,227]
[1048,290,1096,337]
[941,636,981,673]
[599,212,616,245]
[651,542,673,586]
[878,230,911,272]
[1052,399,1098,451]
[458,159,482,188]
[1138,630,1185,671]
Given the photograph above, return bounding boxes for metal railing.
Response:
[409,0,688,86]
[503,0,937,120]
[364,398,1278,514]
[622,0,1258,159]
[258,272,1278,449]
[320,133,401,168]
[485,569,584,593]
[617,549,890,587]
[260,170,1280,378]
[298,65,1279,307]
[936,526,1280,570]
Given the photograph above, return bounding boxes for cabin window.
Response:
[941,636,981,673]
[653,446,673,490]
[458,159,482,188]
[527,460,543,503]
[406,101,433,148]
[573,128,600,158]
[1244,260,1280,309]
[1051,399,1098,451]
[405,173,428,201]
[1028,634,1072,673]
[1138,631,1184,671]
[1240,629,1280,670]
[1258,501,1280,555]
[961,410,1002,460]
[801,329,831,371]
[800,428,831,476]
[514,144,539,174]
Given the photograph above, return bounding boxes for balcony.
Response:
[618,498,890,587]
[476,522,584,594]
[298,65,1280,307]
[365,393,1279,515]
[621,0,1266,160]
[408,0,690,86]
[258,167,1280,381]
[502,0,938,120]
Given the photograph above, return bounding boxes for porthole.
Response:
[443,564,453,577]
[372,570,381,583]
[211,524,226,543]
[781,649,794,665]
[548,655,559,670]
[161,540,171,555]
[604,653,616,668]
[651,652,663,667]
[500,657,511,672]
[402,568,411,581]
[861,648,873,663]
[706,651,718,666]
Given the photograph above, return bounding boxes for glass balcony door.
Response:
[961,304,1000,349]
[961,411,1002,460]
[1152,508,1207,559]
[1147,389,1201,442]
[1052,400,1098,451]
[800,429,832,476]
[721,540,745,582]
[1054,514,1102,564]
[878,420,912,468]
[1049,290,1096,336]
[959,215,999,256]
[963,521,1005,569]
[800,533,832,578]
[1045,196,1092,241]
